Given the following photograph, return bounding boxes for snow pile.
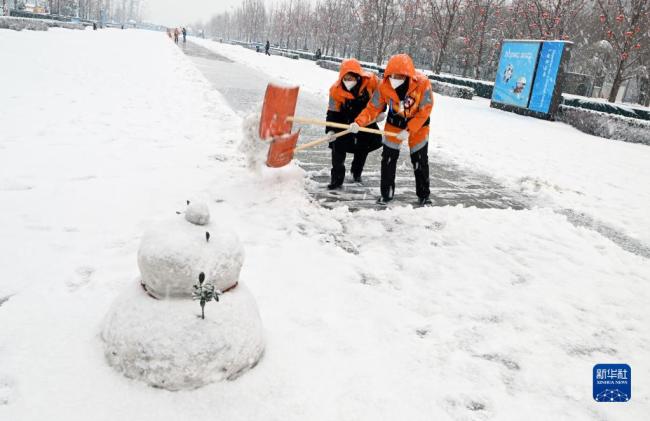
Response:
[104,202,262,390]
[239,112,271,170]
[138,208,243,297]
[102,281,264,390]
[184,200,211,225]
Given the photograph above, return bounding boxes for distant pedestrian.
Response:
[174,28,180,44]
[182,27,187,43]
[315,48,322,60]
[93,22,97,30]
[256,45,260,53]
[265,40,271,56]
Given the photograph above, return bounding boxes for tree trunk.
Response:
[376,0,390,65]
[608,59,624,103]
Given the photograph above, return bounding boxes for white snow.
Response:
[184,200,210,225]
[1,28,649,421]
[102,281,264,390]
[138,212,243,297]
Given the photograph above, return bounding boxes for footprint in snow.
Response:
[0,378,12,405]
[67,266,95,291]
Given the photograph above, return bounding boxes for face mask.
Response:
[389,77,405,89]
[343,80,357,90]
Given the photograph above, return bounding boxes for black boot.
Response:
[418,196,433,206]
[380,146,399,202]
[376,196,393,205]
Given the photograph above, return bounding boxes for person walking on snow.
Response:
[182,27,187,43]
[325,59,383,189]
[265,40,271,56]
[174,28,180,44]
[351,54,434,206]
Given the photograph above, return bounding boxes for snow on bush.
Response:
[430,80,474,100]
[138,213,244,298]
[316,59,340,72]
[274,51,299,60]
[0,17,48,31]
[562,95,650,121]
[102,281,264,390]
[428,73,494,99]
[557,105,650,145]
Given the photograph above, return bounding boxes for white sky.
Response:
[145,0,244,26]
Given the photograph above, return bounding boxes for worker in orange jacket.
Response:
[350,54,434,205]
[325,59,383,188]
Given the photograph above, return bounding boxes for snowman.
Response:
[101,201,265,391]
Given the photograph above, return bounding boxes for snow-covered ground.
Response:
[1,29,649,420]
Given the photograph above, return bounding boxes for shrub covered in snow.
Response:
[430,80,474,100]
[275,51,299,60]
[428,74,494,99]
[316,59,341,72]
[556,105,650,145]
[0,17,85,31]
[561,96,650,121]
[0,17,48,31]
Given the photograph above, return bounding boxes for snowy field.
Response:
[1,28,649,420]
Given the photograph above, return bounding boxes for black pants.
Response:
[380,145,430,200]
[330,146,368,186]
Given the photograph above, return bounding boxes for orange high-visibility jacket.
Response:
[328,59,379,111]
[355,54,434,153]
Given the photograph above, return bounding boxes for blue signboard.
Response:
[528,42,565,113]
[491,41,541,108]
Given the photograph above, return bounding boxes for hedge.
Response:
[556,105,650,145]
[561,96,650,122]
[430,80,474,100]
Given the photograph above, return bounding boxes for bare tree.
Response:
[595,0,650,102]
[428,0,464,73]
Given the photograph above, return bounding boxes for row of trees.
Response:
[2,0,144,23]
[198,0,650,103]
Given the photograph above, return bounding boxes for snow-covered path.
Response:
[181,40,528,211]
[1,29,649,421]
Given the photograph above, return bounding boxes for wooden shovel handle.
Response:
[294,129,351,153]
[288,116,399,137]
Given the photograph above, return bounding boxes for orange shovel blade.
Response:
[259,84,300,139]
[266,131,300,168]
